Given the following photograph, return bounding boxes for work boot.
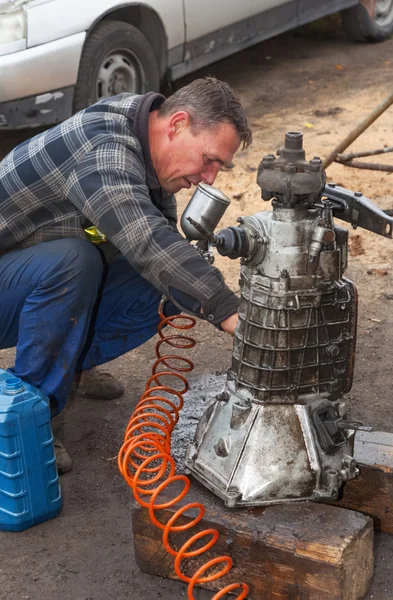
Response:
[72,367,125,400]
[54,438,73,475]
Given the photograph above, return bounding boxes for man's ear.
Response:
[168,111,190,140]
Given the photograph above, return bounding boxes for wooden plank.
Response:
[132,482,373,599]
[333,430,393,534]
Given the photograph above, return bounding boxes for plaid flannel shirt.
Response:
[0,92,239,324]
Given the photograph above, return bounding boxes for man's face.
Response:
[153,112,241,194]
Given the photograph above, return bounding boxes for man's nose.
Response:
[201,164,220,186]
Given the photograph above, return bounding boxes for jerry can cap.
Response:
[4,377,25,394]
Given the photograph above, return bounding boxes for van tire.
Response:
[341,1,393,42]
[73,20,160,113]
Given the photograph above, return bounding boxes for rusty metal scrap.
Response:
[322,89,393,170]
[335,160,393,172]
[338,146,393,161]
[336,146,393,172]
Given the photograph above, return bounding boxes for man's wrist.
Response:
[220,312,239,335]
[201,288,240,325]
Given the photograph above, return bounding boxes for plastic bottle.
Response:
[0,369,62,531]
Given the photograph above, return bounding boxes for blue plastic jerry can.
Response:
[0,369,62,531]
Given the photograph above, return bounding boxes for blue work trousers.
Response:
[0,239,181,415]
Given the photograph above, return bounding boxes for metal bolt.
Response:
[322,229,336,244]
[262,154,276,168]
[326,344,340,357]
[309,159,321,172]
[309,158,322,171]
[286,163,296,173]
[236,216,244,223]
[216,391,229,403]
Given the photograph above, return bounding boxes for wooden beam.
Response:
[333,430,393,534]
[133,483,373,599]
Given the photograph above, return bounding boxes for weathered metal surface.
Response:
[324,184,393,238]
[333,430,393,534]
[187,133,365,507]
[336,160,393,172]
[257,131,326,206]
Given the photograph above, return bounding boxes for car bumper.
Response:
[0,87,74,129]
[0,31,85,128]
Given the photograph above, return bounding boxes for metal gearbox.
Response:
[185,132,392,508]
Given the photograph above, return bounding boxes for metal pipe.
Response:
[335,160,393,172]
[322,89,393,169]
[337,146,393,161]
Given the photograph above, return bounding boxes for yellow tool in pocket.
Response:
[84,226,107,244]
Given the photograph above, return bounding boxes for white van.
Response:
[0,0,392,129]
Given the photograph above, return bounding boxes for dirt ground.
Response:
[1,16,393,600]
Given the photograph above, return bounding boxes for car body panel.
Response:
[0,38,26,57]
[176,0,298,79]
[171,0,358,79]
[183,0,289,43]
[26,0,185,49]
[0,31,85,102]
[298,0,358,25]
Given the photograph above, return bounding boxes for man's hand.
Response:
[220,312,238,335]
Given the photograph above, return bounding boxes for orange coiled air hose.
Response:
[118,309,249,600]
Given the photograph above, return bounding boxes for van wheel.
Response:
[73,20,160,113]
[342,0,393,42]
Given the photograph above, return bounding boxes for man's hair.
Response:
[158,77,252,149]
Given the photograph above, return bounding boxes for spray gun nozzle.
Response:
[186,217,217,244]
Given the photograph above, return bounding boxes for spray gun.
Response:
[181,183,231,264]
[181,183,267,266]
